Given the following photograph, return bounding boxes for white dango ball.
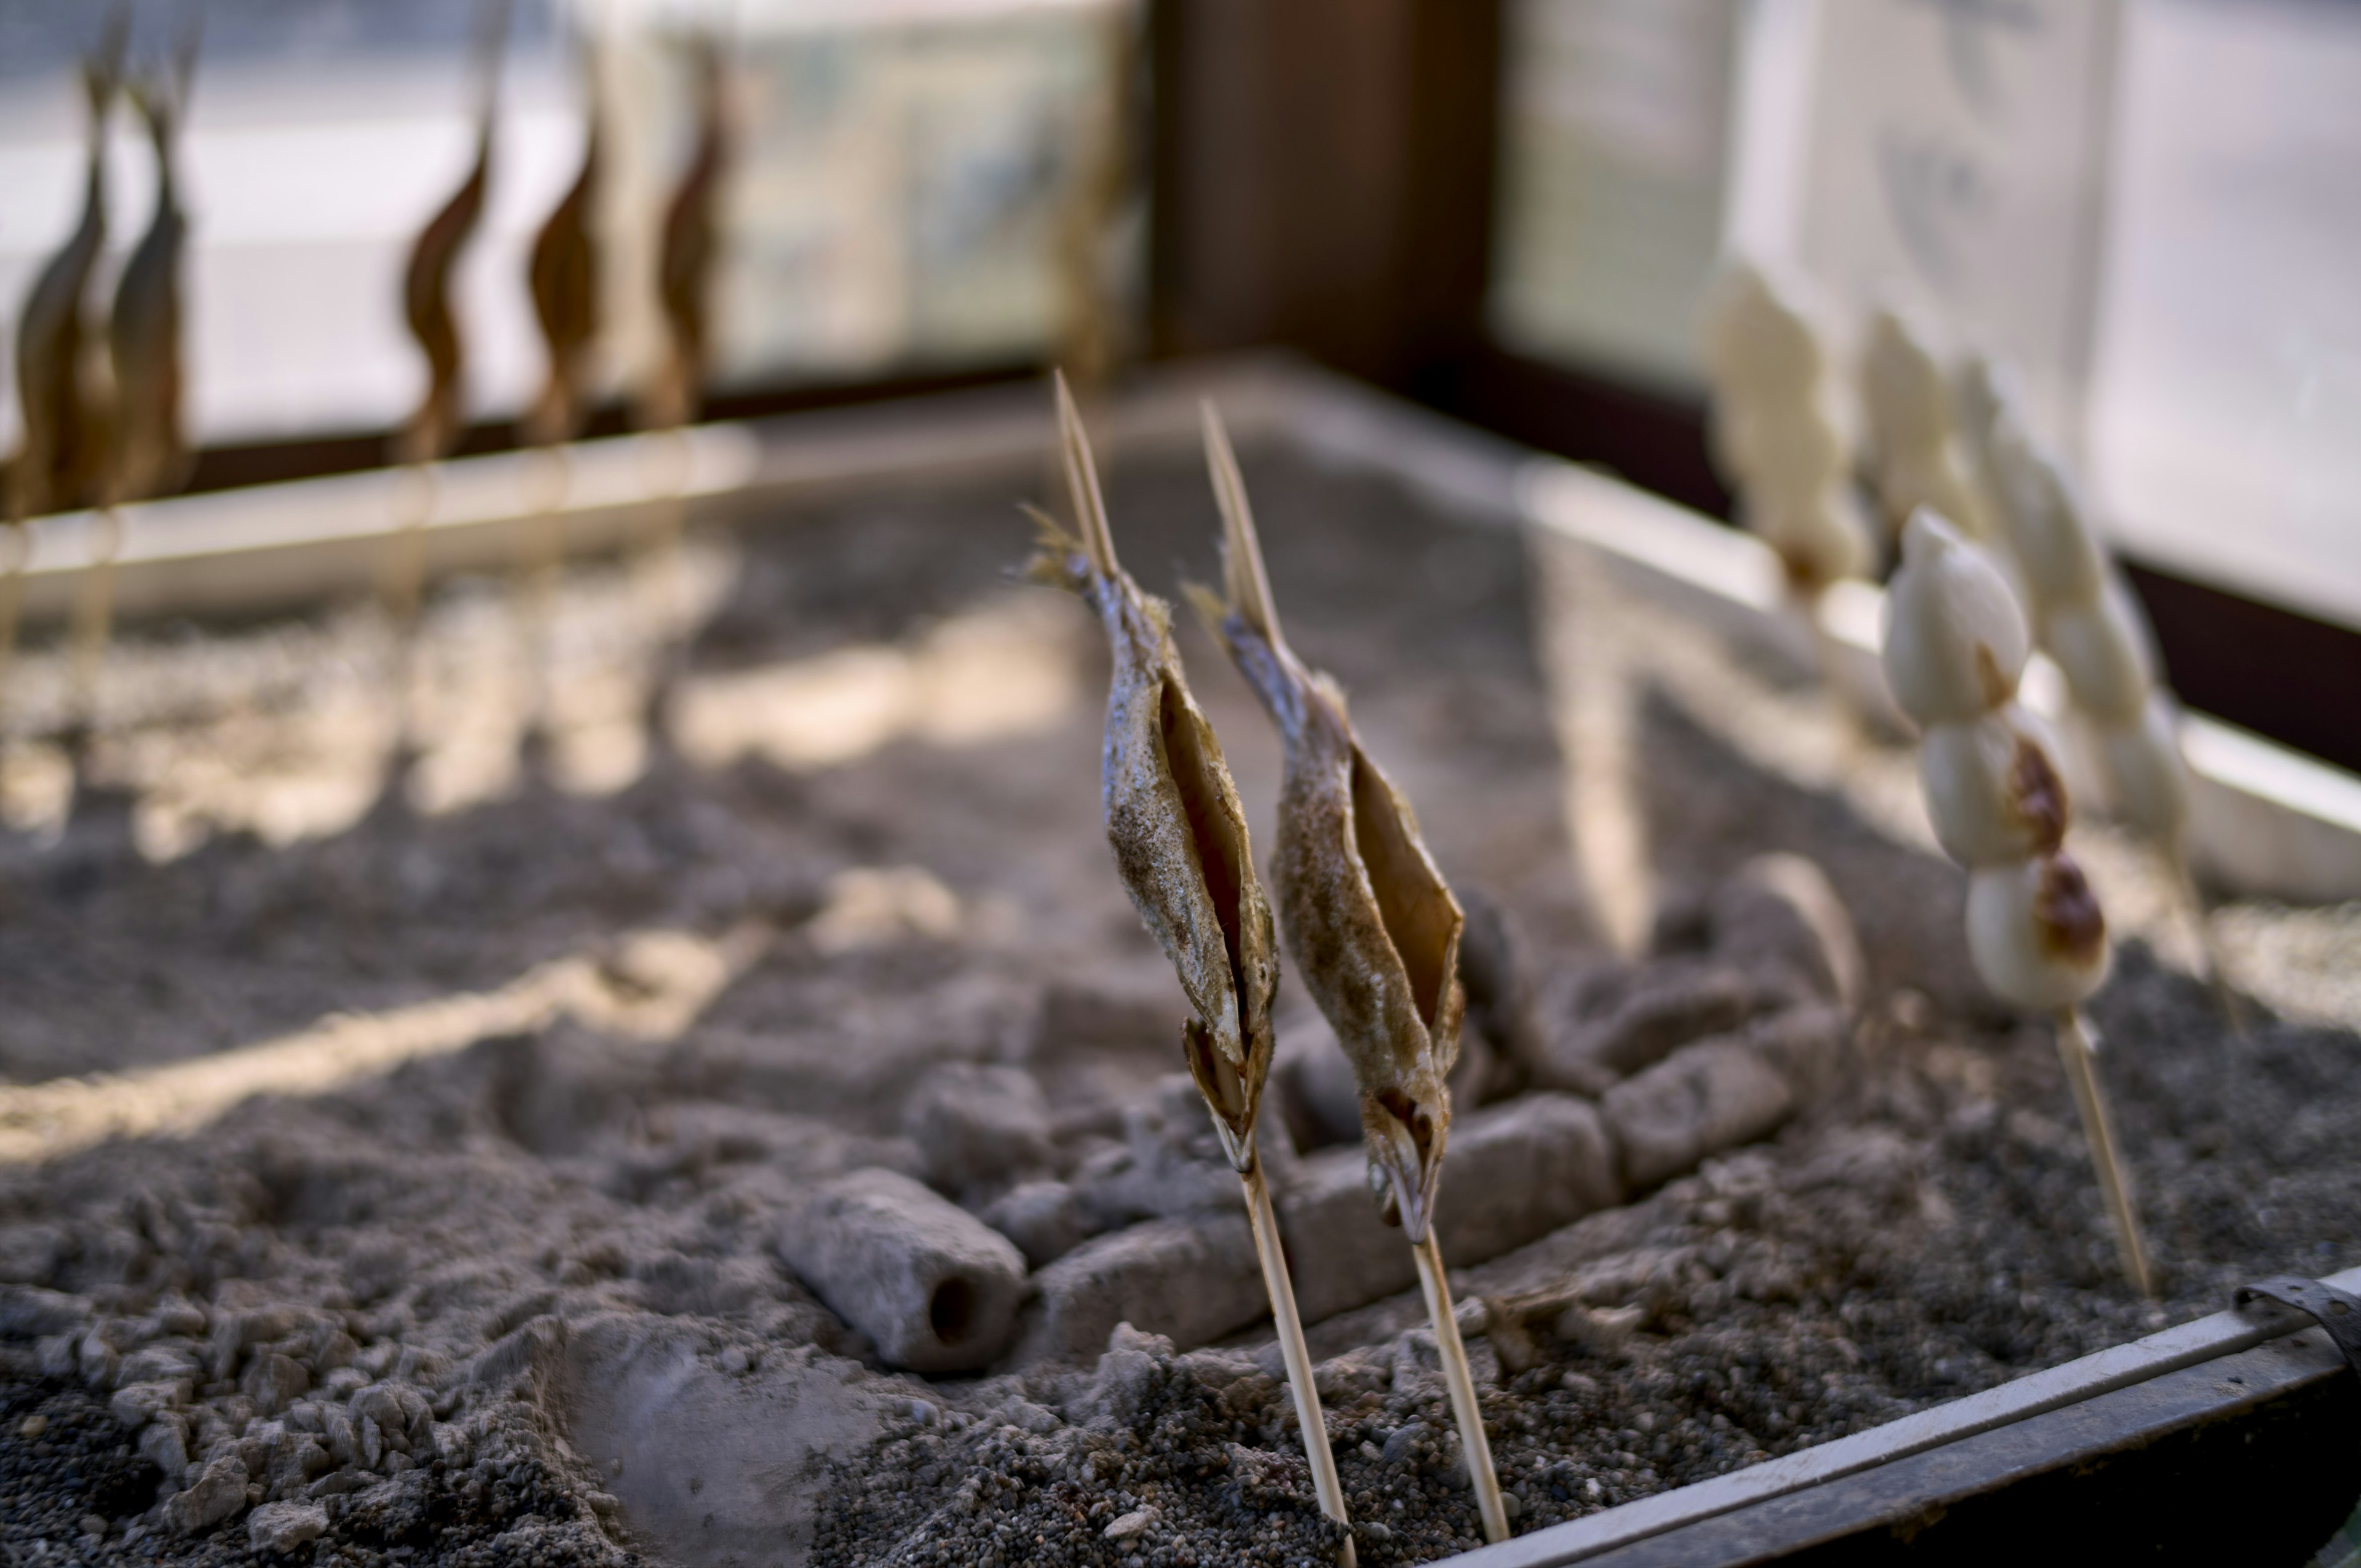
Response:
[1863,307,1952,454]
[1918,702,2071,868]
[1748,383,1846,498]
[1706,264,1827,395]
[1755,489,1875,588]
[1988,418,2106,613]
[1704,260,1835,486]
[2044,573,2157,726]
[1883,509,2031,727]
[2100,690,2193,847]
[1965,855,2112,1012]
[1955,354,2015,456]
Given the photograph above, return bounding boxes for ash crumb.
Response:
[0,1372,641,1568]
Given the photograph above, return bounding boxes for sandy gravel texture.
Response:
[0,445,2351,1567]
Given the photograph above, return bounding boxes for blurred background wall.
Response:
[1,0,2354,763]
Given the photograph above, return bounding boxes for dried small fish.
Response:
[1193,403,1505,1544]
[382,0,507,777]
[7,10,125,523]
[1188,405,1465,1243]
[394,0,507,467]
[1027,379,1276,1172]
[643,38,728,433]
[1030,377,1351,1562]
[108,23,200,507]
[524,99,601,448]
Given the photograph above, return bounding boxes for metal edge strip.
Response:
[1437,1263,2361,1567]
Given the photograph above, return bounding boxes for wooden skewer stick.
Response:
[635,428,695,735]
[2164,849,2245,1037]
[1033,376,1355,1566]
[635,36,725,734]
[1414,1232,1509,1542]
[0,523,25,740]
[1243,1157,1357,1566]
[381,462,438,764]
[2055,1010,2154,1297]
[66,507,122,770]
[1193,403,1510,1545]
[388,0,505,775]
[513,446,571,754]
[515,44,599,759]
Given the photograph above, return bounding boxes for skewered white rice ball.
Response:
[2043,573,2158,726]
[1964,853,2112,1012]
[1883,509,2029,727]
[1918,702,2073,868]
[2098,689,2193,847]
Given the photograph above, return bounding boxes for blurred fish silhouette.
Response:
[524,50,603,448]
[8,9,127,521]
[394,0,508,467]
[109,18,202,505]
[643,37,727,432]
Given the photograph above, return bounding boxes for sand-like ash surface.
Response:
[0,448,2354,1567]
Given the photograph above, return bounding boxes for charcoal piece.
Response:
[903,1062,1054,1198]
[778,1169,1026,1373]
[1279,1093,1623,1323]
[1602,1036,1793,1192]
[1457,886,1548,1101]
[980,1178,1097,1269]
[1009,1212,1265,1366]
[1534,960,1803,1096]
[1270,1016,1361,1154]
[248,1500,328,1553]
[1703,855,1864,1006]
[1071,1074,1252,1227]
[1746,1004,1853,1104]
[165,1454,248,1534]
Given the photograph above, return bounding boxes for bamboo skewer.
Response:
[1701,259,1877,738]
[66,508,122,770]
[2055,1010,2153,1297]
[2164,850,2245,1038]
[387,0,505,782]
[1244,1157,1356,1567]
[1194,403,1511,1544]
[512,33,601,762]
[634,428,694,735]
[513,448,572,759]
[381,464,438,766]
[636,36,729,736]
[1884,511,2157,1299]
[1414,1232,1509,1542]
[1030,376,1355,1564]
[0,525,25,743]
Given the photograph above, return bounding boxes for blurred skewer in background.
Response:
[513,20,604,770]
[1860,306,2031,610]
[3,12,127,775]
[1963,357,2245,1032]
[1034,1,1134,537]
[1700,257,1878,729]
[1052,1,1133,397]
[635,31,729,738]
[61,11,203,814]
[385,0,508,793]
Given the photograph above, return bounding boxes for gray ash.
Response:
[0,1370,635,1567]
[807,944,2361,1565]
